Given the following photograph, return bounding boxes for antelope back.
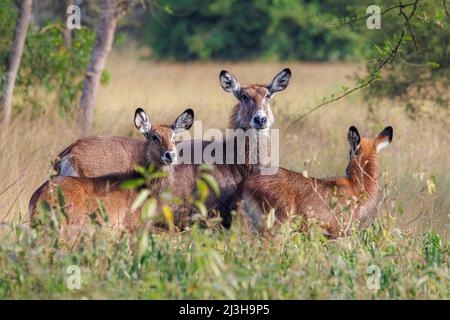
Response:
[55,108,194,177]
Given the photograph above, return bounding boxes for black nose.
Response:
[260,116,268,126]
[253,115,268,127]
[163,151,177,163]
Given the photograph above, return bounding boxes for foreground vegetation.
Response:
[0,210,448,299]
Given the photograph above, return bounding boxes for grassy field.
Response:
[0,51,449,299]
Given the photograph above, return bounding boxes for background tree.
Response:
[361,0,449,113]
[141,0,360,61]
[0,0,32,125]
[0,0,95,120]
[62,0,75,48]
[78,0,133,134]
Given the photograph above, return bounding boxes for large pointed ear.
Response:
[268,68,291,94]
[348,126,361,155]
[219,70,240,96]
[134,108,151,137]
[172,108,194,134]
[374,126,393,153]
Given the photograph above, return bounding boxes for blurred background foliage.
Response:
[0,0,95,116]
[0,0,448,114]
[138,0,448,110]
[359,0,449,111]
[141,0,363,61]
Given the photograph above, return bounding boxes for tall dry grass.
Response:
[0,51,448,238]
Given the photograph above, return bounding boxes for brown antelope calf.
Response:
[238,126,393,238]
[29,108,194,233]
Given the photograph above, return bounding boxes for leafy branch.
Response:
[331,1,416,28]
[286,0,421,131]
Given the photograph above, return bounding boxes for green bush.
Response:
[0,2,95,116]
[18,24,95,115]
[142,0,362,61]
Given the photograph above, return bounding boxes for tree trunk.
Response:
[77,0,128,135]
[62,0,74,48]
[0,0,33,126]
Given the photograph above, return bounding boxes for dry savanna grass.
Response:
[1,51,448,238]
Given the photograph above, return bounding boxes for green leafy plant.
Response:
[16,23,95,115]
[0,1,96,116]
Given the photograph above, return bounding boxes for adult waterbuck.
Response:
[238,126,394,238]
[171,68,292,226]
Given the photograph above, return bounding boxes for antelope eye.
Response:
[241,94,250,104]
[151,134,159,141]
[265,93,271,99]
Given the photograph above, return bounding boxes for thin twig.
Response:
[399,0,419,50]
[2,186,26,223]
[286,29,406,131]
[330,2,416,28]
[443,0,449,18]
[286,0,420,131]
[397,51,430,67]
[0,174,25,196]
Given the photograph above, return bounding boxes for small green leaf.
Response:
[100,69,110,85]
[37,200,51,214]
[137,231,149,259]
[133,165,147,176]
[200,173,221,197]
[141,198,157,222]
[96,199,109,223]
[55,186,65,207]
[435,9,445,20]
[196,179,209,202]
[427,62,440,69]
[330,196,338,210]
[132,189,151,212]
[194,200,208,218]
[426,175,437,194]
[149,171,169,181]
[266,208,275,230]
[422,232,442,266]
[374,44,383,55]
[404,34,413,41]
[199,163,214,171]
[163,5,173,14]
[120,178,145,189]
[162,205,174,230]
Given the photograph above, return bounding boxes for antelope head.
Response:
[134,108,194,165]
[219,68,291,130]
